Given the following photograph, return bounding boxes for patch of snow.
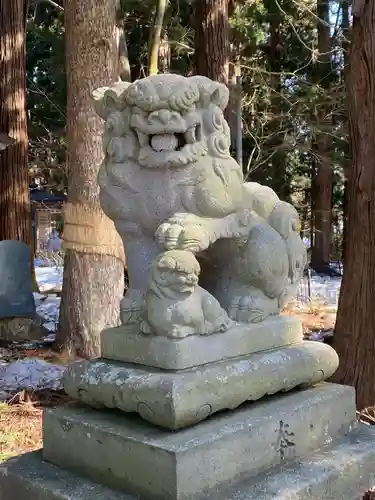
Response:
[34,259,62,334]
[0,358,66,392]
[35,266,63,292]
[297,275,342,307]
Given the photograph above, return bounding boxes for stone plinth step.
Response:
[101,316,302,370]
[2,407,375,499]
[63,341,339,429]
[43,384,355,500]
[217,425,375,500]
[0,451,133,500]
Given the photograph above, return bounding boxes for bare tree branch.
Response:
[31,0,64,11]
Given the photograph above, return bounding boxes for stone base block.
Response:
[222,426,375,499]
[43,384,355,500]
[0,452,132,500]
[0,316,48,342]
[3,425,375,500]
[63,341,339,429]
[101,316,302,370]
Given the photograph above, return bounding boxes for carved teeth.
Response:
[185,126,196,144]
[150,134,178,152]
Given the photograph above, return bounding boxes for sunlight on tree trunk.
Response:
[116,0,131,82]
[158,29,171,73]
[58,0,125,358]
[148,0,169,76]
[332,0,375,410]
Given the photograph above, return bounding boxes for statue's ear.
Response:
[92,86,110,119]
[92,82,131,119]
[210,83,229,111]
[188,76,229,110]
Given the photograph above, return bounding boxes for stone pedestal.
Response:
[42,384,355,500]
[3,316,375,500]
[2,383,375,500]
[61,317,339,430]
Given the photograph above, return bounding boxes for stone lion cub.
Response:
[141,250,232,338]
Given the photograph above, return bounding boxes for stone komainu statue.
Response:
[93,74,307,338]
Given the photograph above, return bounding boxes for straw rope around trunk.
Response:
[62,202,126,266]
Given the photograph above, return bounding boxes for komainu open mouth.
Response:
[136,124,202,153]
[148,133,185,152]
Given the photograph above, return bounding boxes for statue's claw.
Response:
[155,214,213,253]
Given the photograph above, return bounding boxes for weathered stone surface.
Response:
[4,424,375,500]
[0,240,35,319]
[0,452,133,500]
[96,75,307,328]
[219,426,375,500]
[101,315,303,370]
[0,316,48,342]
[43,384,355,500]
[63,341,338,430]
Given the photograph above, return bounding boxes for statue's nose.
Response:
[158,109,171,124]
[148,109,175,125]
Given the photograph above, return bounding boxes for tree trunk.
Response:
[118,27,131,82]
[57,0,125,358]
[363,488,375,500]
[194,0,230,87]
[0,0,32,245]
[266,7,290,201]
[158,29,171,73]
[148,0,169,76]
[311,0,333,272]
[341,0,350,262]
[332,1,375,410]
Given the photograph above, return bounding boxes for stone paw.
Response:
[169,325,196,338]
[155,221,186,250]
[140,320,153,335]
[228,296,270,323]
[155,213,212,253]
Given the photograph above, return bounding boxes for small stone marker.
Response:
[0,240,36,319]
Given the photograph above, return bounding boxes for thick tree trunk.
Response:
[194,0,230,87]
[332,1,375,410]
[0,0,32,245]
[311,0,333,271]
[341,0,350,262]
[57,0,125,358]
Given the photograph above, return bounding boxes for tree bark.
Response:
[266,7,290,201]
[57,0,124,358]
[0,0,32,245]
[311,0,333,272]
[363,488,375,500]
[118,28,131,82]
[332,1,375,410]
[194,0,230,87]
[341,0,350,262]
[158,29,171,73]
